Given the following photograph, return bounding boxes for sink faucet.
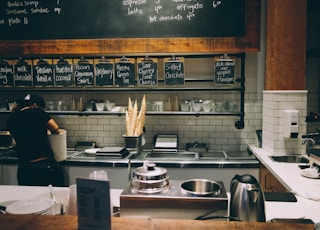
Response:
[302,138,315,151]
[302,132,320,150]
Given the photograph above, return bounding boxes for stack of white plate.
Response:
[6,198,54,215]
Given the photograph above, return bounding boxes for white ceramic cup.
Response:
[202,101,212,112]
[192,102,202,112]
[95,103,105,111]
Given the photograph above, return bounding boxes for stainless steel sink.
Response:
[198,151,227,160]
[145,152,198,160]
[269,155,309,163]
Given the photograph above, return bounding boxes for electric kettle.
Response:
[229,174,266,222]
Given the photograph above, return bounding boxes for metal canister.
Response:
[130,161,170,194]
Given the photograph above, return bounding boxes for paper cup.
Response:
[48,129,67,162]
[67,184,77,216]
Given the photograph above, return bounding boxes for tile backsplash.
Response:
[44,92,262,152]
[262,90,307,155]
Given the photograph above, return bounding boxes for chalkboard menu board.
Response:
[137,57,158,86]
[33,58,54,87]
[95,57,114,87]
[0,0,246,40]
[214,56,236,85]
[0,59,13,86]
[74,58,94,87]
[54,58,74,87]
[164,57,185,86]
[115,57,135,87]
[13,58,32,87]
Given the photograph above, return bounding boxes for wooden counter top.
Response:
[0,215,313,230]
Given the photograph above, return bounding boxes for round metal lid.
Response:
[132,161,167,180]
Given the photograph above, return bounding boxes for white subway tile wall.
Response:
[45,92,262,152]
[262,90,307,155]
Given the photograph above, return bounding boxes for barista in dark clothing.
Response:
[7,94,65,186]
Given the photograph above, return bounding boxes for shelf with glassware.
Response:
[0,53,245,129]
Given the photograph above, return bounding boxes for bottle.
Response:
[57,101,62,111]
[77,97,83,112]
[71,99,76,111]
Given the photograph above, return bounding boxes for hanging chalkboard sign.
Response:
[115,57,135,87]
[54,58,74,87]
[164,57,185,86]
[0,59,14,87]
[0,0,246,40]
[137,57,158,86]
[13,58,32,87]
[74,58,94,87]
[33,58,54,87]
[95,57,114,87]
[214,55,236,85]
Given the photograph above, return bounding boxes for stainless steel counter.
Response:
[0,148,259,168]
[120,180,228,219]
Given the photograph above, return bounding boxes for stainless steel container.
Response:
[180,179,221,197]
[130,161,170,194]
[120,180,228,220]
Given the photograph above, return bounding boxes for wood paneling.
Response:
[265,0,307,90]
[0,215,315,230]
[260,164,287,192]
[0,0,260,56]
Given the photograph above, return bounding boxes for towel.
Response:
[293,190,320,202]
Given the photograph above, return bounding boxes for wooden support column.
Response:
[265,0,307,90]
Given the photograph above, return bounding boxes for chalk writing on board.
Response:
[214,56,236,85]
[33,59,54,87]
[164,57,185,86]
[0,0,245,39]
[3,0,60,26]
[14,58,33,87]
[115,57,135,87]
[0,59,14,86]
[74,58,94,87]
[95,57,114,87]
[137,57,158,86]
[54,58,74,87]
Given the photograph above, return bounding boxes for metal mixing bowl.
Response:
[180,179,221,197]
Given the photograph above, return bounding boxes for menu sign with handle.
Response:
[13,58,33,87]
[164,57,185,86]
[33,58,54,87]
[0,59,14,87]
[54,58,74,87]
[74,58,94,87]
[137,57,158,86]
[95,57,114,87]
[214,55,236,85]
[115,57,135,87]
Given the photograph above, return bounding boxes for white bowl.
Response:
[106,102,116,111]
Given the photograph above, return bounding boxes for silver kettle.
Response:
[229,174,266,222]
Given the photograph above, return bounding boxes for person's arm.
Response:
[47,118,60,134]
